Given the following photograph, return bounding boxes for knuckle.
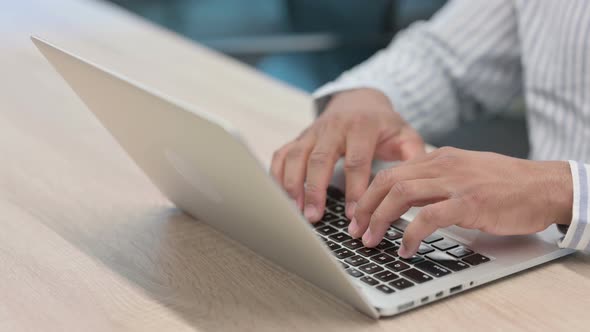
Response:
[344,153,370,171]
[433,150,459,169]
[466,191,487,207]
[374,169,395,185]
[391,181,410,197]
[283,180,300,197]
[351,111,372,124]
[308,150,331,167]
[373,169,400,187]
[286,145,306,161]
[304,182,322,195]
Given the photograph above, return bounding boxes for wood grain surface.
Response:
[1,0,589,331]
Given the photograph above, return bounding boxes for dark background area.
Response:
[105,0,529,157]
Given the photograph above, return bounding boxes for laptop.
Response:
[32,36,574,319]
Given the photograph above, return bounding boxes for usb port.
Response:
[450,285,463,293]
[421,297,429,303]
[435,291,443,298]
[398,301,414,311]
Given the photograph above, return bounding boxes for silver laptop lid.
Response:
[32,36,378,318]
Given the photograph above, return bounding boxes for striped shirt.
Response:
[313,0,590,251]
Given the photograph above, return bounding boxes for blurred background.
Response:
[105,0,529,157]
[107,0,447,92]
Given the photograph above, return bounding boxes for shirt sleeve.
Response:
[313,0,522,142]
[559,161,590,251]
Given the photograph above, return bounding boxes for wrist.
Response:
[540,161,573,226]
[328,88,394,112]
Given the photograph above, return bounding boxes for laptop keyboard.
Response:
[314,186,492,295]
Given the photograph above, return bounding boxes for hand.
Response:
[351,147,573,258]
[271,88,426,222]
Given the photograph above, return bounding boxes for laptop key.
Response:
[331,218,350,229]
[385,260,410,272]
[384,247,400,257]
[432,240,459,251]
[360,275,379,286]
[327,186,345,201]
[317,225,338,236]
[321,212,339,222]
[346,268,364,278]
[326,241,341,251]
[447,246,474,258]
[340,262,349,269]
[342,239,363,250]
[401,268,434,284]
[370,253,396,265]
[423,233,444,244]
[358,263,384,274]
[376,284,396,294]
[344,255,369,267]
[374,270,398,282]
[330,204,345,215]
[390,278,414,290]
[415,260,452,277]
[329,232,352,243]
[417,244,434,255]
[356,247,381,257]
[333,248,355,259]
[391,219,409,232]
[326,197,339,208]
[399,255,425,264]
[384,229,403,240]
[462,253,491,266]
[313,221,326,228]
[376,239,395,250]
[425,252,470,271]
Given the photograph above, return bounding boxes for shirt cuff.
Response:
[559,160,590,251]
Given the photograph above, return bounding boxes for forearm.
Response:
[314,0,522,142]
[313,22,463,142]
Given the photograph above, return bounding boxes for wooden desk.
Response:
[1,0,589,331]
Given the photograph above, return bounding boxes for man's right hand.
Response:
[270,88,426,224]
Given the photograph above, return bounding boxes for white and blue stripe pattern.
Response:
[313,0,590,251]
[561,161,590,251]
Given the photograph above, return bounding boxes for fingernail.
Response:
[398,243,411,258]
[348,218,359,237]
[304,205,319,221]
[362,229,373,247]
[345,201,357,219]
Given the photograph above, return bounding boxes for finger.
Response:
[270,143,292,183]
[282,136,316,210]
[344,123,379,219]
[375,124,426,161]
[350,163,438,238]
[398,198,464,258]
[398,125,426,160]
[303,132,344,222]
[361,179,451,247]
